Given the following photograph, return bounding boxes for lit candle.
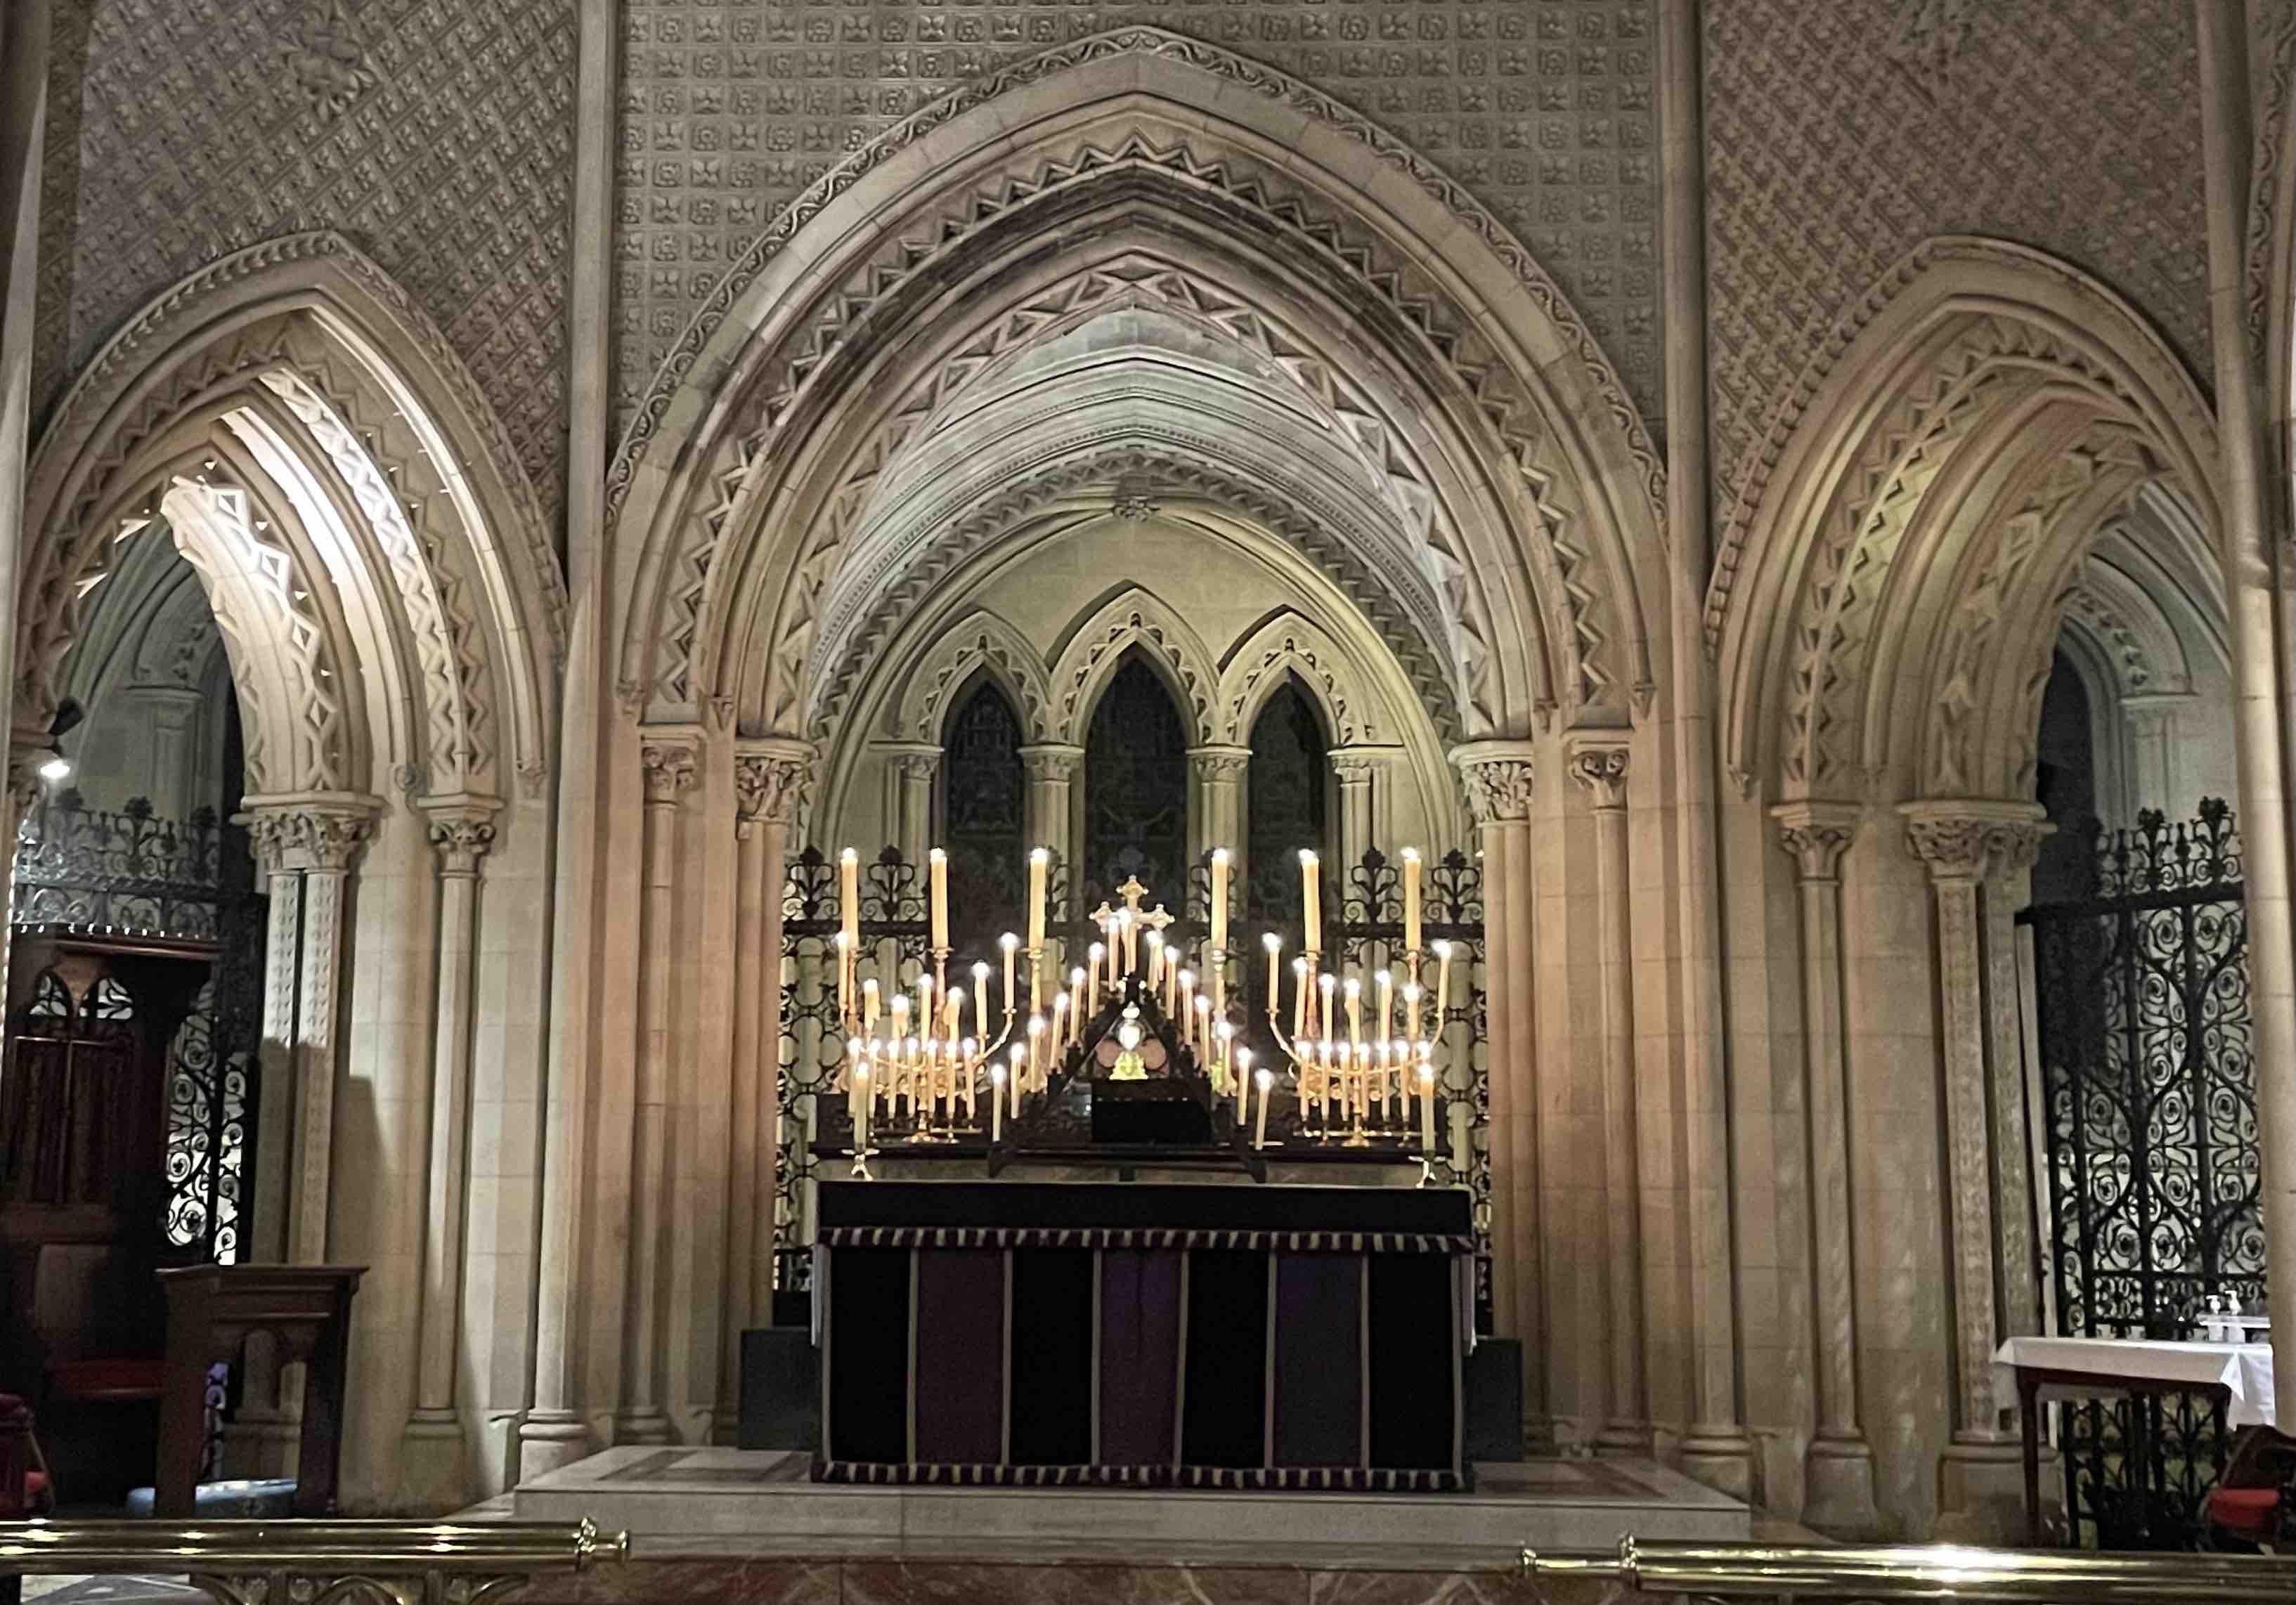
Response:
[1089,942,1105,1007]
[1401,846,1422,955]
[1403,981,1422,1044]
[1194,994,1211,1058]
[1264,933,1282,1015]
[1292,956,1309,1037]
[1418,1058,1436,1149]
[1027,1014,1046,1091]
[1215,1020,1234,1094]
[1318,973,1337,1044]
[862,975,881,1033]
[1344,976,1362,1051]
[972,962,991,1042]
[944,986,964,1039]
[835,930,852,1018]
[1068,967,1086,1044]
[1210,847,1231,951]
[990,1064,1006,1143]
[961,1038,977,1121]
[852,1062,870,1152]
[1178,970,1195,1045]
[1377,970,1394,1043]
[1432,940,1453,1026]
[928,847,948,951]
[1254,1067,1273,1148]
[1053,993,1070,1055]
[1009,1043,1025,1117]
[1027,847,1049,952]
[839,847,860,949]
[999,933,1018,1015]
[1146,929,1164,992]
[1299,850,1321,953]
[1233,1046,1252,1126]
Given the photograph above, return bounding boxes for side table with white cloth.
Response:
[1993,1335,2277,1546]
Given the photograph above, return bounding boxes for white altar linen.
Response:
[1992,1335,2277,1427]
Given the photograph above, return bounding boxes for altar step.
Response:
[510,1445,1749,1566]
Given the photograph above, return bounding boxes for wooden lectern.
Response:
[153,1264,364,1517]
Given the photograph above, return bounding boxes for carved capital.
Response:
[240,796,380,873]
[426,814,498,878]
[1562,734,1630,810]
[881,742,941,785]
[1191,743,1253,781]
[640,741,699,805]
[1770,800,1864,883]
[1899,798,2049,884]
[734,745,811,829]
[1453,740,1536,825]
[1019,742,1084,784]
[1328,746,1397,786]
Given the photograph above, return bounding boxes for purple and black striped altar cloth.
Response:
[815,1181,1472,1490]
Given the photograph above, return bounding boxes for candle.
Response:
[961,1038,978,1120]
[1027,847,1049,951]
[902,1038,919,1117]
[1089,942,1105,1006]
[1292,956,1309,1038]
[1318,973,1337,1044]
[1053,993,1070,1055]
[1233,1046,1252,1125]
[1377,970,1393,1042]
[1263,933,1282,1015]
[1146,929,1164,992]
[1009,1042,1025,1116]
[839,847,860,947]
[862,975,881,1032]
[1068,967,1086,1043]
[999,933,1018,1014]
[972,962,991,1041]
[1401,846,1422,954]
[1418,1060,1436,1149]
[944,986,964,1039]
[835,929,852,1018]
[928,847,948,951]
[1254,1067,1273,1148]
[1178,970,1195,1044]
[1403,981,1422,1044]
[1194,994,1211,1057]
[852,1062,870,1152]
[1210,847,1231,951]
[1162,943,1178,1016]
[1344,976,1362,1051]
[1027,1014,1045,1090]
[990,1064,1006,1143]
[1299,850,1321,953]
[1432,940,1453,1026]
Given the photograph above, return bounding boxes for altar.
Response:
[816,1178,1472,1488]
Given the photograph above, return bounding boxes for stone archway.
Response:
[16,231,568,1512]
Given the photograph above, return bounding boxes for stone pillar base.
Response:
[1934,1436,2037,1544]
[613,1406,675,1445]
[1595,1421,1654,1456]
[515,1410,597,1479]
[1679,1429,1756,1500]
[219,1412,300,1481]
[1802,1432,1885,1538]
[395,1411,469,1512]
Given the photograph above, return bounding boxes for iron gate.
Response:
[2019,800,2260,1546]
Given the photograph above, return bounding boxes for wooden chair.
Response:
[2204,1424,2296,1550]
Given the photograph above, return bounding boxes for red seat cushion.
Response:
[2205,1485,2286,1539]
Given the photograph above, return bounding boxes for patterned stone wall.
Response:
[34,0,576,521]
[1704,0,2210,510]
[611,0,1665,443]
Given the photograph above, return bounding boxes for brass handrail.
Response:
[0,1519,625,1605]
[1524,1538,2296,1601]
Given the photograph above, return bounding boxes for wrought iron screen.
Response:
[13,794,226,940]
[2018,800,2258,1547]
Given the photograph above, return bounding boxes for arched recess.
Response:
[1045,586,1218,750]
[21,232,566,802]
[1217,609,1384,750]
[890,609,1055,747]
[1711,238,2224,805]
[609,28,1666,750]
[16,233,571,1512]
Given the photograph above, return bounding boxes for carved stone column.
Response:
[724,741,810,1431]
[1188,743,1250,867]
[1771,801,1883,1537]
[881,742,939,864]
[242,800,378,1266]
[619,741,695,1443]
[1904,798,2047,1538]
[1565,736,1647,1455]
[400,798,500,1504]
[1454,739,1543,1442]
[1981,821,2051,1350]
[1021,742,1082,948]
[1330,747,1396,872]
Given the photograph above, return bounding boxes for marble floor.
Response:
[509,1446,1749,1568]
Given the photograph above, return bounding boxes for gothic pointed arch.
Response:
[21,232,567,800]
[891,609,1054,747]
[1710,238,2223,803]
[1216,609,1381,750]
[609,28,1665,749]
[1046,587,1218,750]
